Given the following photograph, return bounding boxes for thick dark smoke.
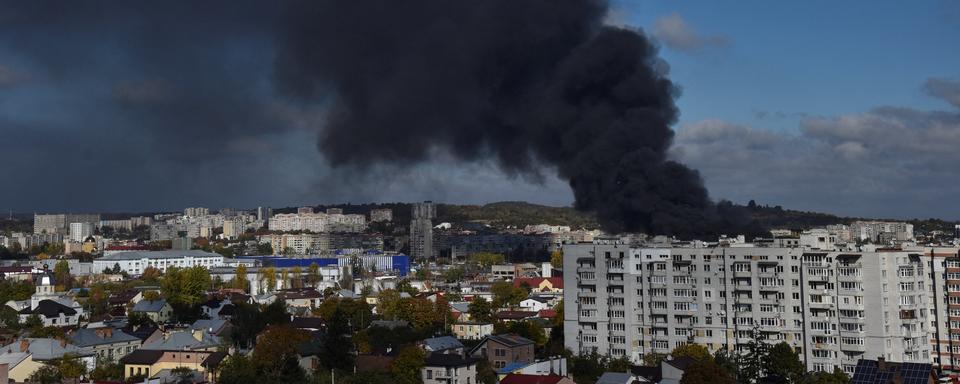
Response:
[0,0,764,237]
[275,0,765,238]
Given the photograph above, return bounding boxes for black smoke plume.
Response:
[275,0,765,238]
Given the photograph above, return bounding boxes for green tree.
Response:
[160,266,211,321]
[468,296,494,323]
[642,353,666,367]
[671,344,711,362]
[739,326,771,384]
[550,249,563,268]
[53,260,73,289]
[391,345,426,384]
[491,281,525,309]
[680,359,736,384]
[26,365,61,384]
[291,265,303,288]
[253,325,310,380]
[765,342,805,384]
[320,307,355,371]
[307,262,320,286]
[89,357,123,381]
[805,368,850,384]
[377,289,402,320]
[22,314,42,329]
[217,354,259,384]
[231,264,250,292]
[442,266,465,283]
[262,267,277,292]
[469,252,504,267]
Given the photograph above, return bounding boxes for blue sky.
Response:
[616,0,960,129]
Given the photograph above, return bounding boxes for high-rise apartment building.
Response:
[370,208,393,223]
[183,207,210,217]
[34,214,100,235]
[563,240,933,375]
[69,222,94,242]
[410,201,435,259]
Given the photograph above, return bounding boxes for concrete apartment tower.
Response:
[410,201,436,259]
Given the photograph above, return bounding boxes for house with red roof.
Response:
[512,277,563,293]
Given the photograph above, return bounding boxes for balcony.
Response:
[840,343,866,353]
[808,301,834,310]
[733,271,754,279]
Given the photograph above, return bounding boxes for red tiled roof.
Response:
[537,309,557,319]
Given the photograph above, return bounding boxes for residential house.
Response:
[468,334,535,369]
[277,288,322,310]
[495,311,537,322]
[0,338,94,381]
[70,327,141,364]
[452,322,494,341]
[422,353,479,384]
[131,300,173,323]
[18,300,79,327]
[421,336,464,355]
[200,299,235,320]
[120,349,227,382]
[595,372,634,384]
[519,297,550,312]
[190,319,231,337]
[495,358,567,379]
[499,374,575,384]
[140,329,221,352]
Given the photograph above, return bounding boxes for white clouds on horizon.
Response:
[652,13,729,52]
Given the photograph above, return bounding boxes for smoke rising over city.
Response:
[274,0,763,237]
[2,0,853,236]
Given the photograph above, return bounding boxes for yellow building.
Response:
[120,349,227,382]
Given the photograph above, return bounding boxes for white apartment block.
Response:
[93,250,224,275]
[850,221,915,243]
[268,213,366,233]
[69,222,94,242]
[563,240,933,375]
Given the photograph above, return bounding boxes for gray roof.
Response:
[449,302,470,313]
[1,338,90,361]
[132,299,168,313]
[370,320,409,329]
[190,319,229,333]
[422,336,463,352]
[596,372,634,384]
[71,328,140,348]
[97,249,222,261]
[141,330,220,351]
[0,352,29,368]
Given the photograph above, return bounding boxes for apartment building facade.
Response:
[563,240,933,375]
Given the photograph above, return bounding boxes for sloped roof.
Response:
[0,352,30,368]
[120,349,164,365]
[132,299,168,313]
[71,328,140,347]
[487,334,534,347]
[141,330,220,351]
[424,353,479,368]
[596,372,634,384]
[499,374,567,384]
[422,336,463,352]
[190,319,229,334]
[21,300,77,318]
[1,338,89,361]
[512,277,563,290]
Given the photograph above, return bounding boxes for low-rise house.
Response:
[291,316,325,332]
[452,322,494,341]
[495,357,567,379]
[108,290,143,309]
[70,327,141,363]
[468,334,535,369]
[0,338,95,381]
[449,302,472,322]
[422,353,479,384]
[141,329,221,352]
[190,319,231,337]
[277,288,322,309]
[131,299,173,323]
[499,373,575,384]
[122,323,163,345]
[119,349,228,382]
[420,336,464,355]
[18,300,79,327]
[495,310,537,322]
[200,298,236,320]
[595,372,634,384]
[519,297,550,312]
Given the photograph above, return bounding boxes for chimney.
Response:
[877,356,887,371]
[58,338,66,348]
[19,340,28,353]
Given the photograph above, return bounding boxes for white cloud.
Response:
[652,13,729,52]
